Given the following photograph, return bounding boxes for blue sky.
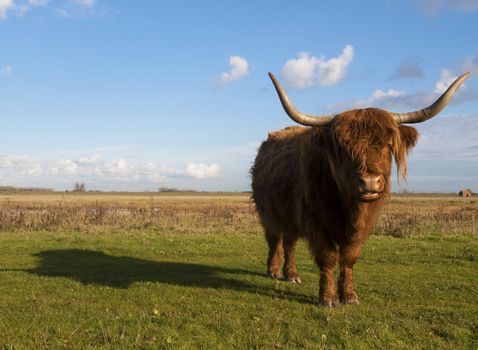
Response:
[0,0,477,192]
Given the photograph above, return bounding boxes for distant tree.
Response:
[74,182,86,192]
[158,187,179,192]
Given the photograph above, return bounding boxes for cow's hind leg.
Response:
[338,242,364,305]
[283,235,301,283]
[265,230,284,279]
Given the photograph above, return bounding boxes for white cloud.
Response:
[55,158,79,175]
[49,154,103,177]
[327,68,473,112]
[415,0,478,15]
[25,163,42,176]
[55,8,71,17]
[58,159,78,175]
[0,0,111,19]
[78,153,100,165]
[0,152,43,176]
[434,68,458,93]
[217,55,249,85]
[0,65,12,76]
[159,165,184,177]
[185,163,220,179]
[0,0,13,19]
[326,88,413,112]
[281,45,354,89]
[29,0,48,4]
[73,0,95,7]
[358,89,407,108]
[0,153,26,168]
[0,150,227,191]
[18,0,49,15]
[105,159,133,176]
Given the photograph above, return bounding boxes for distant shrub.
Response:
[73,182,86,192]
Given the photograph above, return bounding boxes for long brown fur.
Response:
[251,108,419,306]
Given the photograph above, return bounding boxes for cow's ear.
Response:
[398,125,419,151]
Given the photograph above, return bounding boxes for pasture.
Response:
[0,193,477,349]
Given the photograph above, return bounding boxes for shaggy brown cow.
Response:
[251,71,470,306]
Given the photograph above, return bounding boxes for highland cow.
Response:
[251,71,470,306]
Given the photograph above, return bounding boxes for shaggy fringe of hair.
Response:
[333,108,414,180]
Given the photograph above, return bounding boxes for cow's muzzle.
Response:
[358,174,384,202]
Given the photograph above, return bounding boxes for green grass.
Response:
[0,229,477,349]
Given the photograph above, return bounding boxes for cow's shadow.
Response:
[20,249,313,304]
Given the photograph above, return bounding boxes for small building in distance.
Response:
[458,189,473,197]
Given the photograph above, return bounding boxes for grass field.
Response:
[0,193,477,349]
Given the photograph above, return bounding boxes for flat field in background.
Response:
[0,193,477,349]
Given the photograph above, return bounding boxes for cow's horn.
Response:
[268,72,334,127]
[391,72,470,124]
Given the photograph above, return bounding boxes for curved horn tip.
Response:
[457,71,471,82]
[391,71,471,125]
[456,71,471,84]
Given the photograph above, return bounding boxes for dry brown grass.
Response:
[0,192,476,236]
[373,196,478,236]
[0,193,259,235]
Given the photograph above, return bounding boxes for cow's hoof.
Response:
[286,277,302,284]
[319,295,339,307]
[268,271,282,279]
[343,297,360,305]
[340,291,360,305]
[285,274,302,284]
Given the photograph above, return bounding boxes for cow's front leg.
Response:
[312,237,339,307]
[283,235,301,283]
[338,241,364,305]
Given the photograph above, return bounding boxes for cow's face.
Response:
[328,109,419,202]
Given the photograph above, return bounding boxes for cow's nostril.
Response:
[374,175,385,192]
